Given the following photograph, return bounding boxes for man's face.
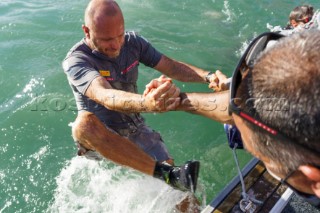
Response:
[232,114,271,165]
[86,13,125,58]
[290,16,309,28]
[232,114,316,195]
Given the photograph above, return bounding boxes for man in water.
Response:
[174,31,320,207]
[62,0,225,192]
[278,4,320,35]
[288,5,314,29]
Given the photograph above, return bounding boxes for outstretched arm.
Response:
[154,55,209,83]
[85,76,180,113]
[144,74,233,123]
[154,55,230,92]
[178,91,233,124]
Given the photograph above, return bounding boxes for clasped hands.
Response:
[207,70,229,91]
[142,71,228,112]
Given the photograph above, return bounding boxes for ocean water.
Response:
[1,0,319,212]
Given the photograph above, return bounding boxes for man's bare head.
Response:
[82,0,125,58]
[84,0,122,30]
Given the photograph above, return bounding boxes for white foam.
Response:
[30,146,48,161]
[0,77,45,115]
[48,157,192,213]
[222,1,235,23]
[0,200,12,213]
[203,11,222,19]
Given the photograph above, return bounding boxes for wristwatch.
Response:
[205,72,214,83]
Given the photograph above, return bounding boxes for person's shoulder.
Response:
[63,39,94,69]
[125,31,150,44]
[310,10,320,29]
[125,31,141,38]
[65,39,92,60]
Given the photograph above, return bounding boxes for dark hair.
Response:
[289,5,314,22]
[237,31,320,174]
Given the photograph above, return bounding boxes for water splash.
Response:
[0,201,12,213]
[203,11,222,19]
[0,77,45,115]
[235,31,259,58]
[48,157,193,213]
[235,40,250,58]
[266,23,283,32]
[222,1,235,23]
[0,144,53,213]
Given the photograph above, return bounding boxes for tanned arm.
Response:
[154,55,209,83]
[144,76,233,124]
[85,76,180,113]
[177,91,233,124]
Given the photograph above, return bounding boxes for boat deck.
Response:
[202,158,319,213]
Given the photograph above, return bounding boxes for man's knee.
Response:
[71,111,103,150]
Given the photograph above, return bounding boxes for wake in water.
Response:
[222,0,236,23]
[48,157,196,213]
[0,77,45,115]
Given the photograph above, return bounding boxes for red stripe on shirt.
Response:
[121,60,139,75]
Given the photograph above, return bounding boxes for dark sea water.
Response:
[1,0,319,212]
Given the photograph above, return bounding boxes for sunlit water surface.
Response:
[1,0,319,212]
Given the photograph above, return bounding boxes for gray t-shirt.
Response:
[63,31,162,128]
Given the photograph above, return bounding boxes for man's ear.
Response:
[299,165,320,197]
[82,24,90,39]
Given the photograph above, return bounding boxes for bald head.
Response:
[84,0,122,29]
[82,0,125,58]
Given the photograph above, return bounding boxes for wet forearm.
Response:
[155,55,208,83]
[93,89,152,113]
[86,76,180,113]
[177,91,233,124]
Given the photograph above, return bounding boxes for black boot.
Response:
[154,160,200,192]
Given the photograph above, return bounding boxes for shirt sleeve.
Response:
[135,35,163,68]
[62,54,100,95]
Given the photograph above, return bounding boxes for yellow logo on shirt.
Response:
[99,70,110,77]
